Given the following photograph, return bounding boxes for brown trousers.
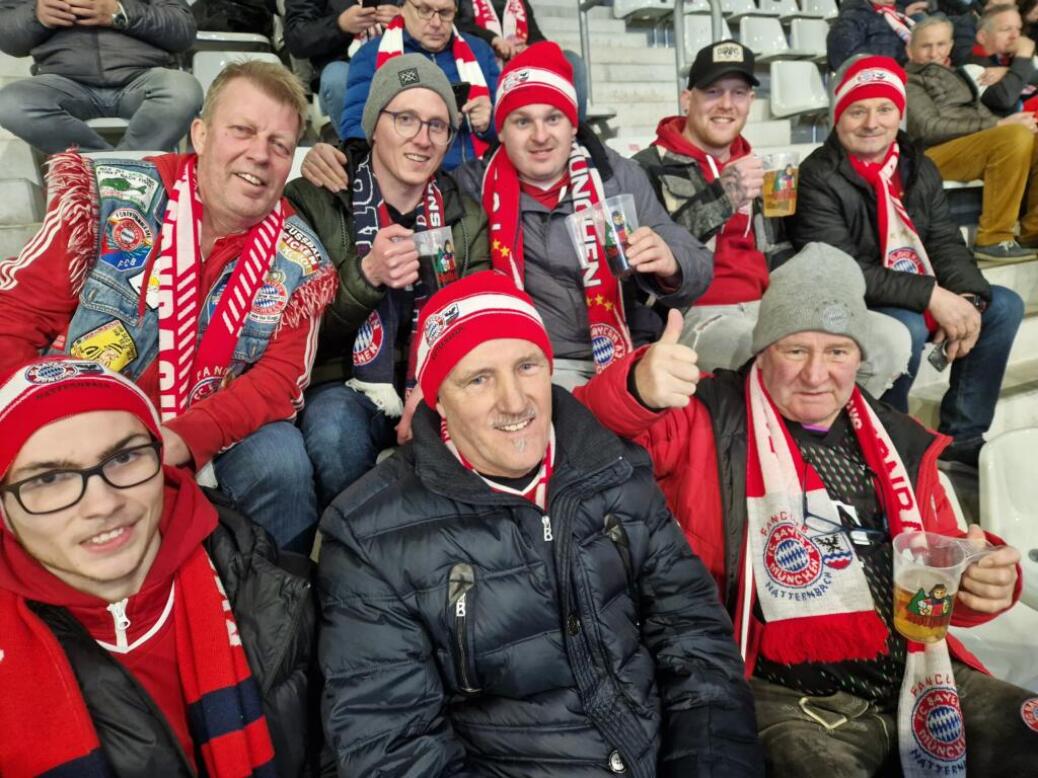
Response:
[925,124,1038,245]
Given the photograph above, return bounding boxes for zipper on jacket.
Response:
[448,563,481,695]
[107,598,131,650]
[542,514,554,542]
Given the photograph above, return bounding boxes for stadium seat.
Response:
[605,136,654,157]
[769,60,828,117]
[685,13,734,60]
[613,0,674,20]
[740,16,801,61]
[800,0,837,19]
[192,51,283,95]
[683,0,711,12]
[979,428,1038,610]
[721,0,762,21]
[789,17,828,62]
[193,30,272,52]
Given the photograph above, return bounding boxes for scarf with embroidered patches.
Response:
[472,0,529,45]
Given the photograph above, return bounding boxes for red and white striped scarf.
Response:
[871,1,914,44]
[744,361,965,778]
[376,16,490,157]
[849,143,935,278]
[441,417,554,510]
[154,158,283,421]
[472,0,529,44]
[482,141,633,371]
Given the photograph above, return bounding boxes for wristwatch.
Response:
[111,2,128,30]
[961,293,988,313]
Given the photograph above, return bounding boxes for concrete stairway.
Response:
[0,52,45,259]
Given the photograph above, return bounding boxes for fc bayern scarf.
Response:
[871,1,914,44]
[441,417,555,511]
[154,157,283,420]
[472,0,529,44]
[349,155,448,416]
[376,16,490,158]
[849,143,935,279]
[482,140,633,371]
[744,361,965,777]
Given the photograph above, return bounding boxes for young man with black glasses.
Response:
[287,54,489,507]
[576,242,1034,776]
[0,358,320,776]
[338,0,498,170]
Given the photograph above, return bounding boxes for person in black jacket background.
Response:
[317,271,763,777]
[793,56,1023,469]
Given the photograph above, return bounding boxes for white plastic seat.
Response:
[740,16,802,61]
[685,14,734,60]
[683,0,711,12]
[938,470,969,533]
[979,428,1038,610]
[800,0,837,19]
[605,136,654,157]
[769,60,828,117]
[789,17,828,61]
[758,0,804,20]
[721,0,758,20]
[192,50,282,95]
[193,30,272,52]
[613,0,674,20]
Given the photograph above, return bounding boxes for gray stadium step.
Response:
[0,178,45,226]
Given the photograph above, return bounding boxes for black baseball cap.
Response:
[687,40,759,89]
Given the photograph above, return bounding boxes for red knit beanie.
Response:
[833,56,906,125]
[416,271,553,406]
[494,41,579,133]
[0,358,162,481]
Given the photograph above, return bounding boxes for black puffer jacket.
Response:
[791,130,990,312]
[318,387,762,778]
[29,490,324,777]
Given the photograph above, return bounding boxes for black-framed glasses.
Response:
[800,459,888,548]
[380,109,455,147]
[406,0,456,22]
[0,441,162,515]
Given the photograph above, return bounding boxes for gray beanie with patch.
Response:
[751,242,870,358]
[361,54,459,141]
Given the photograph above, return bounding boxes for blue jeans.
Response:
[300,381,396,509]
[0,69,203,154]
[875,285,1024,442]
[213,421,318,554]
[318,60,350,135]
[562,49,589,123]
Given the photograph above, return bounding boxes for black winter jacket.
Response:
[791,130,990,312]
[318,387,763,778]
[284,0,357,77]
[28,490,324,777]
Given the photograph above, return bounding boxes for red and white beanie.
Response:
[0,358,161,481]
[832,55,906,125]
[494,41,578,133]
[416,270,554,406]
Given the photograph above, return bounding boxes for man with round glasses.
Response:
[576,242,1034,776]
[0,358,320,776]
[287,54,488,507]
[340,0,498,170]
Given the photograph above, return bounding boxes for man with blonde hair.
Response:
[0,60,337,553]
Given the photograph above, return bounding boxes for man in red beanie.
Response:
[316,269,763,777]
[794,53,1023,471]
[0,358,320,776]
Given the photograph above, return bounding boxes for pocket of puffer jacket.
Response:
[603,513,637,611]
[447,562,482,696]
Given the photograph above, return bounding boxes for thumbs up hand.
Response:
[632,309,700,410]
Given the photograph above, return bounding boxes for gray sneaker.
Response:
[973,240,1037,262]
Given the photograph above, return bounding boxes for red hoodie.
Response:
[652,116,769,307]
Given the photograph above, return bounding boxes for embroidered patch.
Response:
[248,269,289,325]
[500,68,532,94]
[889,246,924,274]
[24,360,103,385]
[911,687,966,764]
[398,67,420,86]
[712,42,744,62]
[204,276,230,321]
[423,303,461,345]
[278,223,321,276]
[1020,697,1038,732]
[96,166,159,210]
[590,322,628,367]
[764,522,823,588]
[128,269,160,310]
[354,310,385,366]
[101,208,153,273]
[814,532,855,570]
[821,304,849,333]
[188,369,230,404]
[69,320,138,372]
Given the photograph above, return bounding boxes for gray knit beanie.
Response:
[752,242,870,358]
[361,54,459,141]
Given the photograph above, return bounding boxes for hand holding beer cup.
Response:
[760,151,799,218]
[412,226,457,291]
[720,154,765,212]
[956,523,1020,614]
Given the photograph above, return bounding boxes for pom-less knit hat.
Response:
[493,41,578,133]
[415,271,554,406]
[832,55,906,125]
[362,53,460,140]
[0,358,161,483]
[752,242,871,358]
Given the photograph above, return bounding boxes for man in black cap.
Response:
[634,40,911,397]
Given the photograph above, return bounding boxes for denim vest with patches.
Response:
[63,158,327,395]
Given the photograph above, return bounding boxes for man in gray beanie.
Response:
[285,52,489,509]
[575,240,1029,777]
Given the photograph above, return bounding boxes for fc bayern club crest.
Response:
[354,311,384,366]
[889,246,923,274]
[1021,697,1038,732]
[911,687,966,764]
[24,361,103,385]
[764,523,823,588]
[590,323,627,367]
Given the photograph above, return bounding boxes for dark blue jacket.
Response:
[317,387,763,778]
[340,28,499,170]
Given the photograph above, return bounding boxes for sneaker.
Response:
[973,240,1037,262]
